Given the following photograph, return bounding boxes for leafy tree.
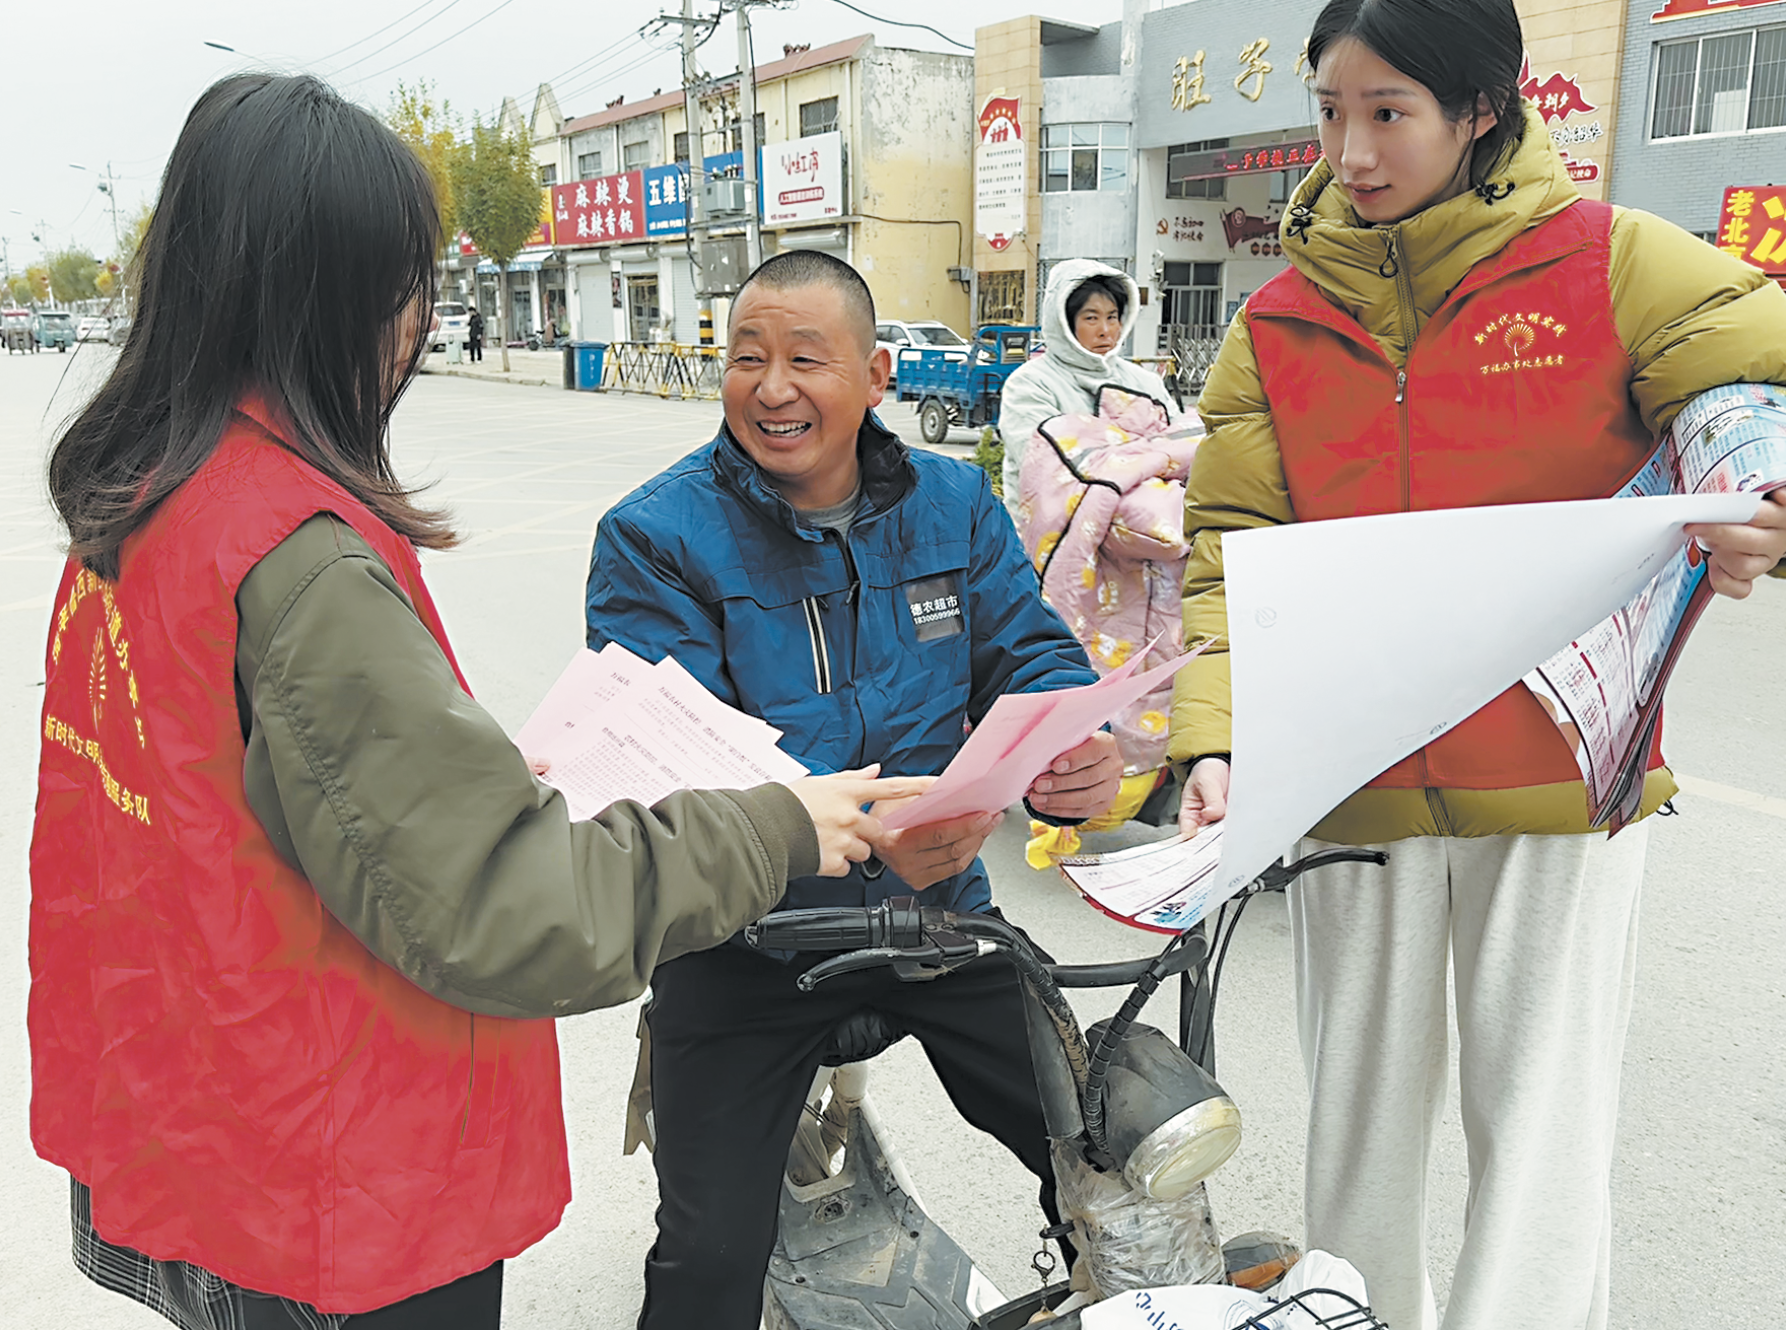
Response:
[452,119,539,373]
[115,202,154,287]
[388,80,464,244]
[47,248,100,304]
[4,273,33,307]
[25,266,51,305]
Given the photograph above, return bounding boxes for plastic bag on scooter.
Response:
[1050,1138,1225,1296]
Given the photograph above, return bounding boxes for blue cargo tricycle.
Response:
[895,324,1040,446]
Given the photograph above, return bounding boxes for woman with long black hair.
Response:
[1169,1,1786,1326]
[29,73,915,1329]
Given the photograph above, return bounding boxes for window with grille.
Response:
[673,132,690,165]
[578,151,602,178]
[539,164,558,186]
[1651,25,1786,138]
[800,97,839,137]
[1157,262,1223,348]
[977,270,1026,325]
[1041,123,1129,193]
[1165,139,1229,199]
[726,113,768,152]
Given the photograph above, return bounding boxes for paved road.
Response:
[2,348,1781,1326]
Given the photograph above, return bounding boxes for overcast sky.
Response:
[5,0,1121,270]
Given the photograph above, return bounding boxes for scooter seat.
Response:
[819,1010,908,1066]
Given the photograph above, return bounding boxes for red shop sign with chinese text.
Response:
[1718,186,1786,275]
[1518,59,1597,124]
[553,172,646,246]
[1168,140,1322,183]
[1652,0,1785,20]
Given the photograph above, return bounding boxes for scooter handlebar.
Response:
[743,896,927,953]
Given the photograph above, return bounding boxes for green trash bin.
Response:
[573,342,607,392]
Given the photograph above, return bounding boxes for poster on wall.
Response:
[761,131,843,226]
[552,172,646,246]
[1519,57,1605,187]
[975,93,1026,251]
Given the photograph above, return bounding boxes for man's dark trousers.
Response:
[637,937,1057,1330]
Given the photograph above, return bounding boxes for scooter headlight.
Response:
[1088,1020,1242,1201]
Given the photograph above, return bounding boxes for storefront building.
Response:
[526,36,975,347]
[1610,0,1786,241]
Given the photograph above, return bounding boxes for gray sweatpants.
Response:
[1289,825,1650,1330]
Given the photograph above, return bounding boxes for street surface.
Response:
[1,346,1781,1327]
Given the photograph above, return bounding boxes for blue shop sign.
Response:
[644,164,689,236]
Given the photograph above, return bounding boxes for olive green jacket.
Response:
[235,514,818,1019]
[1170,101,1786,843]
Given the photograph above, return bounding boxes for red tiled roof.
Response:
[557,34,871,135]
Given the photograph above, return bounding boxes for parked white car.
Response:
[429,302,471,352]
[76,316,111,342]
[875,320,969,392]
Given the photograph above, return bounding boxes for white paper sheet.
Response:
[516,644,807,821]
[1204,492,1761,909]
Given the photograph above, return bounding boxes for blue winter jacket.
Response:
[585,412,1096,917]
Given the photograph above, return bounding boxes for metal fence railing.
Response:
[602,342,724,400]
[1159,324,1226,405]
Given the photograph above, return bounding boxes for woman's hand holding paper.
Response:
[1026,731,1123,821]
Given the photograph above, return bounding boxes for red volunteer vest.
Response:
[1247,200,1666,789]
[28,403,569,1312]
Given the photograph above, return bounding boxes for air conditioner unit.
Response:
[704,178,749,215]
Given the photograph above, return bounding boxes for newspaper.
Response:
[1524,384,1786,831]
[515,643,807,821]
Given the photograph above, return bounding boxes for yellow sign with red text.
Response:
[1717,186,1786,275]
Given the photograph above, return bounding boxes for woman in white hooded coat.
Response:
[998,258,1182,518]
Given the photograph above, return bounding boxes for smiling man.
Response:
[584,250,1120,1330]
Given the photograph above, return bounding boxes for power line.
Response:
[823,0,971,51]
[547,31,661,108]
[540,30,646,90]
[554,33,682,113]
[358,0,525,82]
[311,0,447,66]
[334,0,470,74]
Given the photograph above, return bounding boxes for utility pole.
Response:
[679,0,708,292]
[734,0,763,270]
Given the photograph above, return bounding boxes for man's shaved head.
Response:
[730,250,877,353]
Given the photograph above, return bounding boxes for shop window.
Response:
[1165,139,1229,200]
[578,151,602,178]
[978,270,1026,325]
[1042,123,1129,193]
[1270,164,1313,204]
[539,164,557,187]
[623,140,651,172]
[1651,25,1786,138]
[800,96,839,137]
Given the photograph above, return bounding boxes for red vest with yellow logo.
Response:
[29,404,569,1312]
[1246,199,1665,790]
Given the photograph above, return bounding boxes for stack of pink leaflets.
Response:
[515,643,807,821]
[876,641,1206,832]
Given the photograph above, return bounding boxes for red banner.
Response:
[1518,59,1596,124]
[552,172,646,247]
[1653,0,1785,20]
[1718,186,1786,275]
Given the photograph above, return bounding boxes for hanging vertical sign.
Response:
[975,93,1025,252]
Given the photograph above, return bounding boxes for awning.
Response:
[476,251,556,274]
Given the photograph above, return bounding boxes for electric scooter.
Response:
[744,848,1392,1330]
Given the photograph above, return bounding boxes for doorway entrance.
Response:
[627,276,660,342]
